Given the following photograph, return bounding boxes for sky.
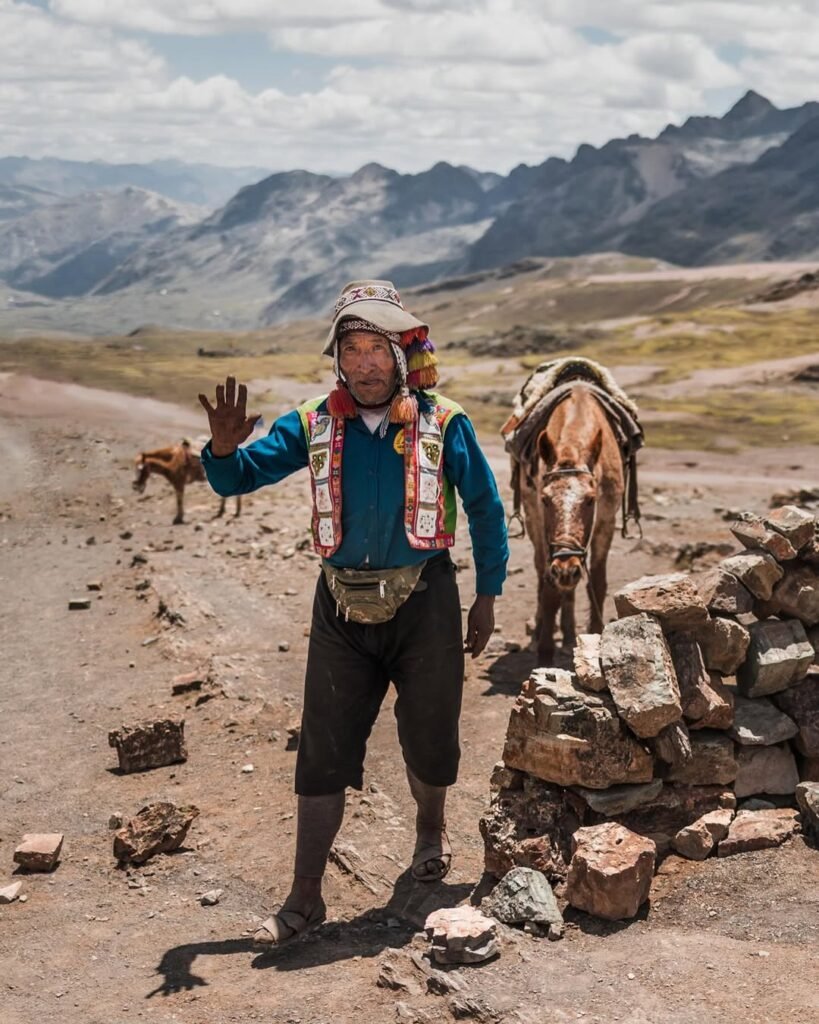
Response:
[2,0,819,175]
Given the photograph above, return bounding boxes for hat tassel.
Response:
[389,386,418,424]
[327,380,358,419]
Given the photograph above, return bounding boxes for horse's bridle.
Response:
[543,466,597,564]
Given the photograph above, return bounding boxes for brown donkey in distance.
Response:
[519,384,623,665]
[133,441,241,524]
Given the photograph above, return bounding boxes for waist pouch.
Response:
[322,560,426,624]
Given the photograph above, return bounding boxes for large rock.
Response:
[772,680,819,756]
[696,616,750,675]
[13,833,64,872]
[720,551,784,601]
[738,619,814,697]
[688,674,735,731]
[612,784,736,838]
[734,743,799,798]
[613,574,708,630]
[573,633,606,692]
[769,565,819,627]
[425,906,499,965]
[108,719,187,773]
[671,808,734,861]
[667,731,737,785]
[502,669,654,789]
[565,823,655,921]
[730,514,797,561]
[651,720,692,768]
[670,635,733,727]
[483,866,564,938]
[573,780,663,816]
[113,802,199,864]
[480,773,586,881]
[717,808,799,856]
[729,696,798,746]
[795,781,819,841]
[765,505,816,552]
[694,567,754,616]
[600,615,682,738]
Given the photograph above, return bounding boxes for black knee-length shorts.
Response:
[295,553,465,796]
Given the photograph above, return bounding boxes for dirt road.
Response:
[1,375,818,1024]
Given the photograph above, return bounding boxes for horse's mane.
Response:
[512,357,639,423]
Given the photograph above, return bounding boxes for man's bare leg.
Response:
[406,767,452,881]
[254,791,344,945]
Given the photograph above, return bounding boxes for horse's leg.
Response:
[215,497,226,518]
[173,485,185,525]
[587,520,616,633]
[560,589,577,650]
[537,578,561,666]
[234,495,242,518]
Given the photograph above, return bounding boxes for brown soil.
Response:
[1,374,818,1024]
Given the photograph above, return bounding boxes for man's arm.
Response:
[200,408,308,496]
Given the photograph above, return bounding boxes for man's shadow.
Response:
[147,869,473,995]
[481,645,573,696]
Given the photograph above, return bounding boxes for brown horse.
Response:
[133,441,241,524]
[518,385,624,665]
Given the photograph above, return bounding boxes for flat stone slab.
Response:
[717,808,799,856]
[734,743,799,798]
[13,833,64,872]
[573,633,606,692]
[600,614,682,738]
[738,619,814,697]
[108,719,187,773]
[566,823,656,921]
[113,802,199,865]
[720,551,784,601]
[425,906,499,965]
[613,574,708,630]
[483,866,563,937]
[729,697,799,746]
[773,680,819,756]
[502,669,654,789]
[697,616,750,675]
[795,781,819,841]
[694,567,753,616]
[573,780,663,816]
[667,731,737,786]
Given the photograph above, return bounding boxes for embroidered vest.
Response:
[296,393,464,558]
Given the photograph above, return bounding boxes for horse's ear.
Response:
[537,430,554,469]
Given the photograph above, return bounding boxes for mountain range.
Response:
[1,90,818,332]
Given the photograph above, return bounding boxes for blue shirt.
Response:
[201,398,508,595]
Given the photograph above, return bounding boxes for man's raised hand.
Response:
[198,376,261,457]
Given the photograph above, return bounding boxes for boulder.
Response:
[573,633,606,692]
[729,697,798,746]
[738,619,814,697]
[480,773,586,880]
[565,823,655,921]
[651,720,692,768]
[612,784,736,838]
[771,680,819,756]
[688,674,735,731]
[424,906,499,965]
[502,669,654,789]
[667,731,737,785]
[613,574,708,630]
[113,802,199,865]
[599,614,682,738]
[108,719,187,774]
[13,833,64,872]
[734,743,799,798]
[730,514,798,561]
[769,565,819,627]
[572,780,663,817]
[696,616,750,675]
[717,808,799,856]
[671,808,734,861]
[694,566,753,617]
[795,781,819,841]
[483,866,563,938]
[670,635,733,727]
[720,551,784,601]
[765,505,816,552]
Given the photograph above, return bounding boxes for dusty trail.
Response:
[1,375,818,1024]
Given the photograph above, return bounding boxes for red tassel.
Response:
[327,381,357,418]
[407,366,439,390]
[389,391,418,424]
[399,326,429,349]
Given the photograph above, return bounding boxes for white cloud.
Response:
[0,0,815,176]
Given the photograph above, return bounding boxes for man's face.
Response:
[338,330,398,406]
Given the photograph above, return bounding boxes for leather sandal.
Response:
[411,831,452,883]
[252,905,326,950]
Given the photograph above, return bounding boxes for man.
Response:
[198,279,508,949]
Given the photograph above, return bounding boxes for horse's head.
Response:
[133,453,149,493]
[537,430,601,592]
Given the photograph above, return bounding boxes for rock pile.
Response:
[481,504,819,920]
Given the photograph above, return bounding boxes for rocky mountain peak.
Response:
[724,90,778,122]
